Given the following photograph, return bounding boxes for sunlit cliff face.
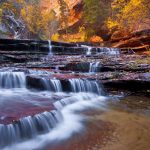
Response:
[40,0,60,16]
[41,0,81,11]
[40,0,82,24]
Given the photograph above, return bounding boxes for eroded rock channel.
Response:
[0,39,149,150]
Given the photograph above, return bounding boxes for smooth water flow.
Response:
[69,79,101,94]
[0,37,124,150]
[89,62,100,73]
[0,72,26,88]
[81,45,120,56]
[1,93,106,150]
[0,110,62,147]
[48,40,53,56]
[81,45,92,55]
[41,78,62,92]
[99,47,120,55]
[39,78,101,94]
[51,79,62,92]
[87,46,92,55]
[0,71,104,149]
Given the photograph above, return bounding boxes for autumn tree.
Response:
[21,0,57,39]
[83,0,111,40]
[107,0,150,32]
[58,0,69,33]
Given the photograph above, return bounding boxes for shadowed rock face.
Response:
[0,8,26,39]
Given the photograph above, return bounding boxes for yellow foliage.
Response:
[21,3,56,39]
[107,0,150,31]
[61,33,86,43]
[51,33,60,41]
[0,9,2,22]
[106,18,119,31]
[90,36,103,43]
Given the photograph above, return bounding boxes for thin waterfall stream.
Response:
[89,62,100,73]
[48,40,53,56]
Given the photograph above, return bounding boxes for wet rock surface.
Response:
[0,39,149,93]
[0,39,149,149]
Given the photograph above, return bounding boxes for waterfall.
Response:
[28,69,51,75]
[0,72,26,88]
[0,92,106,149]
[41,78,62,92]
[69,79,101,94]
[55,66,59,72]
[48,40,53,56]
[40,78,101,94]
[51,79,62,92]
[89,62,100,73]
[87,46,92,55]
[99,47,120,55]
[81,45,92,55]
[0,110,62,147]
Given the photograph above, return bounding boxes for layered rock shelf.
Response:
[0,39,149,93]
[0,39,149,149]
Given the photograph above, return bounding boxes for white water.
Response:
[48,40,53,56]
[89,62,100,73]
[99,47,120,55]
[3,93,107,150]
[0,72,26,88]
[69,79,101,94]
[41,78,62,92]
[81,45,92,55]
[0,72,106,150]
[81,45,120,56]
[51,79,62,92]
[87,46,92,55]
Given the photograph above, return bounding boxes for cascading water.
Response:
[87,46,92,55]
[0,72,26,88]
[0,72,105,149]
[0,110,62,147]
[89,62,100,73]
[98,47,120,55]
[69,79,101,94]
[48,40,53,56]
[81,45,92,55]
[51,79,62,92]
[1,92,107,150]
[0,71,105,149]
[41,78,62,92]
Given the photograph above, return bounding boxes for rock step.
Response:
[0,39,77,47]
[103,80,150,91]
[26,75,82,90]
[0,39,120,56]
[0,51,48,55]
[0,54,46,63]
[25,73,150,92]
[62,62,150,73]
[0,45,120,56]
